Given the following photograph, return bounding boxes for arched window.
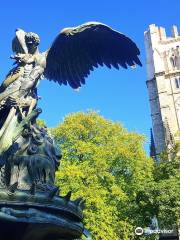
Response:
[170,54,177,68]
[175,78,180,88]
[170,46,180,70]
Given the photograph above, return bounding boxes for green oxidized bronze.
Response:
[0,22,141,240]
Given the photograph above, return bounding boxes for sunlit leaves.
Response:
[51,111,154,239]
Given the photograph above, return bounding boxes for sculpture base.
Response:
[0,220,82,240]
[0,188,84,240]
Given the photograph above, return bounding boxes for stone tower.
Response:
[145,24,180,156]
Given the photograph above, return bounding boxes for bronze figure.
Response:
[0,22,141,240]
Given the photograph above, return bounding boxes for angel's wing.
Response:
[44,22,142,89]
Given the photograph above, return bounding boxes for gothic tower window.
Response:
[175,78,180,88]
[170,54,177,69]
[176,46,180,69]
[170,46,180,70]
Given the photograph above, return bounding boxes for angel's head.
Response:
[12,29,40,55]
[25,32,40,54]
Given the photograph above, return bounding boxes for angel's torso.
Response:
[0,53,46,109]
[5,53,45,89]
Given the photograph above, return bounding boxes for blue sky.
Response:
[0,0,180,151]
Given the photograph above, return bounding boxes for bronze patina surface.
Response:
[0,22,141,239]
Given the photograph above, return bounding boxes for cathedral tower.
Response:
[145,24,180,156]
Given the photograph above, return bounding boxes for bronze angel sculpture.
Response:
[0,22,141,240]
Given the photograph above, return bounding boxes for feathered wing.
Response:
[44,22,142,89]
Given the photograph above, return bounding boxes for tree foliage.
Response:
[37,118,47,127]
[151,154,179,228]
[137,145,180,234]
[51,111,154,239]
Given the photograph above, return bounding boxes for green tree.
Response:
[37,118,47,127]
[51,111,154,240]
[137,148,180,235]
[152,155,179,228]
